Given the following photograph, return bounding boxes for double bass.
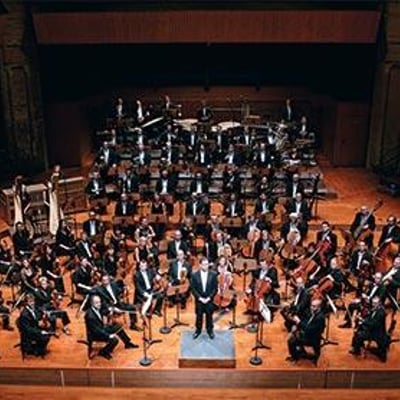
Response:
[213,271,234,309]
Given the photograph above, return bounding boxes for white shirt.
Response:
[89,220,96,236]
[141,270,151,290]
[193,202,197,216]
[105,284,117,304]
[196,181,202,194]
[122,202,127,215]
[357,252,365,269]
[200,270,208,293]
[200,151,205,163]
[116,105,123,117]
[139,152,145,165]
[295,201,302,215]
[137,105,143,121]
[161,179,168,194]
[104,148,110,164]
[230,202,236,217]
[175,240,181,255]
[260,151,266,163]
[92,307,103,322]
[228,153,234,164]
[292,183,298,198]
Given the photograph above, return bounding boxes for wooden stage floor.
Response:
[0,166,400,388]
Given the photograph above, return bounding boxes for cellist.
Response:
[214,259,235,312]
[315,221,337,267]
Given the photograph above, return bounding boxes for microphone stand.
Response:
[139,317,153,367]
[249,315,271,366]
[159,296,171,334]
[228,293,246,330]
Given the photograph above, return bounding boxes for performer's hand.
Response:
[293,316,300,324]
[109,333,117,339]
[363,224,369,230]
[144,293,151,299]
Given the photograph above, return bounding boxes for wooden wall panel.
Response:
[33,10,380,44]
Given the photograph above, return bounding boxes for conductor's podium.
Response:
[179,330,236,368]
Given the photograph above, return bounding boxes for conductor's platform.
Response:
[179,330,236,368]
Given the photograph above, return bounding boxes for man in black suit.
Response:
[114,193,136,217]
[224,144,242,167]
[285,192,311,222]
[132,144,151,167]
[191,257,218,339]
[379,215,400,246]
[224,193,244,218]
[17,294,51,357]
[185,194,206,218]
[285,173,304,199]
[196,101,213,123]
[350,205,376,248]
[255,192,276,216]
[82,211,104,239]
[286,298,326,364]
[94,275,140,331]
[167,230,190,260]
[190,172,209,195]
[350,241,373,290]
[85,171,106,199]
[84,295,138,360]
[72,258,94,295]
[12,222,32,256]
[119,167,140,194]
[55,219,75,257]
[156,169,176,195]
[315,221,338,265]
[349,296,389,362]
[160,141,179,167]
[222,167,241,194]
[282,98,295,123]
[168,249,192,309]
[96,141,119,168]
[195,143,213,167]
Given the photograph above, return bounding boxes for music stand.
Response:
[229,291,247,330]
[159,295,171,334]
[168,283,189,331]
[234,257,258,292]
[320,311,339,348]
[249,301,272,366]
[139,318,153,367]
[143,308,162,348]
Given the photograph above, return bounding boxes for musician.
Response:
[224,193,244,218]
[156,169,176,195]
[316,221,338,264]
[243,214,266,239]
[256,174,274,196]
[222,167,241,194]
[282,277,310,332]
[180,217,196,249]
[55,219,75,257]
[339,272,386,329]
[383,256,400,302]
[114,97,126,119]
[205,230,229,263]
[34,276,71,335]
[184,125,199,154]
[285,173,305,199]
[214,260,235,311]
[132,143,151,167]
[83,211,104,240]
[133,216,155,241]
[160,141,179,167]
[318,256,347,299]
[133,99,147,125]
[254,229,277,261]
[378,215,400,245]
[85,294,138,360]
[196,101,213,123]
[76,232,94,261]
[191,257,218,339]
[20,258,38,294]
[280,213,308,244]
[350,205,376,248]
[72,258,94,295]
[114,193,136,217]
[96,141,118,168]
[194,143,212,167]
[252,258,279,290]
[190,172,209,195]
[39,244,66,294]
[286,298,326,364]
[255,192,276,217]
[133,259,163,316]
[119,167,140,194]
[350,241,373,291]
[167,230,190,260]
[213,126,229,161]
[253,143,274,168]
[12,175,30,227]
[285,192,311,222]
[224,144,242,167]
[349,296,388,362]
[94,274,140,331]
[85,171,106,199]
[282,98,295,123]
[168,249,192,309]
[0,291,13,331]
[18,294,51,357]
[0,241,13,276]
[185,193,207,218]
[12,222,32,256]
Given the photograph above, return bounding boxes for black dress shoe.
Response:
[125,342,139,349]
[208,332,215,339]
[99,351,112,360]
[285,356,297,362]
[193,331,201,339]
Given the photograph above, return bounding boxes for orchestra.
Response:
[0,95,398,367]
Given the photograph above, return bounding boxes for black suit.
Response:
[316,230,338,262]
[195,150,212,166]
[224,200,244,218]
[285,181,305,198]
[133,269,163,313]
[83,220,104,238]
[85,179,106,198]
[379,224,400,245]
[350,212,376,247]
[168,260,192,306]
[190,179,209,194]
[156,178,176,194]
[12,230,31,255]
[72,265,92,295]
[114,201,136,217]
[285,199,310,221]
[167,240,189,260]
[288,308,326,362]
[197,106,213,123]
[191,269,218,334]
[185,200,206,217]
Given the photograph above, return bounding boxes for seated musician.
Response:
[256,174,274,196]
[12,222,32,256]
[252,258,279,290]
[194,143,213,167]
[254,229,277,261]
[96,141,118,170]
[132,143,151,167]
[160,141,179,167]
[349,296,389,362]
[204,215,223,242]
[280,212,308,244]
[115,193,136,217]
[196,100,213,124]
[72,258,94,296]
[76,231,94,261]
[214,260,235,311]
[133,259,163,317]
[39,243,66,293]
[55,219,75,257]
[253,142,275,168]
[83,211,104,241]
[285,192,311,222]
[180,217,196,251]
[20,258,39,294]
[156,169,176,196]
[282,98,295,123]
[315,221,337,266]
[102,246,118,278]
[159,123,178,146]
[34,276,71,335]
[350,205,376,248]
[94,274,140,331]
[17,294,52,357]
[134,217,156,243]
[286,298,326,364]
[379,215,400,246]
[285,173,305,199]
[255,192,276,217]
[205,230,230,263]
[118,166,140,194]
[350,241,373,291]
[383,256,400,305]
[339,272,386,329]
[213,126,229,161]
[185,193,207,218]
[282,277,310,332]
[224,144,242,167]
[85,170,106,199]
[224,193,244,218]
[243,214,266,240]
[190,172,209,195]
[167,249,192,309]
[0,241,12,276]
[167,230,190,260]
[223,166,241,194]
[84,294,138,360]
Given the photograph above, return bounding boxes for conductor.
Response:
[191,257,218,339]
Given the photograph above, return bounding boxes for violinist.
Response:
[12,222,32,256]
[95,274,140,331]
[350,241,373,291]
[34,276,71,335]
[286,277,311,330]
[280,212,307,244]
[134,217,156,243]
[378,215,400,246]
[254,229,277,261]
[84,295,138,360]
[18,294,52,357]
[243,214,265,240]
[285,192,311,222]
[133,259,163,317]
[349,296,388,362]
[286,298,326,364]
[350,205,376,248]
[339,272,386,329]
[55,219,75,257]
[167,250,192,309]
[315,221,337,266]
[224,193,244,219]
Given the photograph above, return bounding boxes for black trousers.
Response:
[288,331,321,361]
[117,302,138,327]
[48,309,71,331]
[195,301,215,334]
[98,323,131,355]
[352,327,387,356]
